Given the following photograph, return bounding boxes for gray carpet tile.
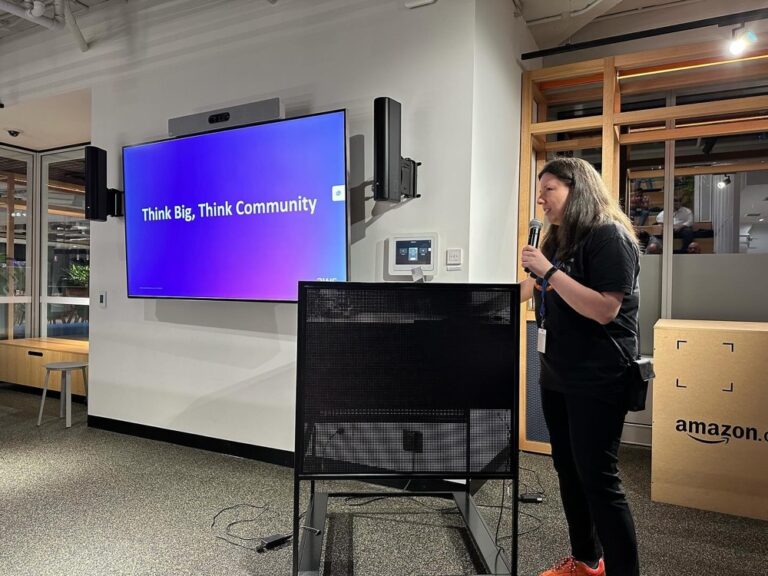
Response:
[1,384,766,575]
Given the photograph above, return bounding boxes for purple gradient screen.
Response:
[123,110,348,301]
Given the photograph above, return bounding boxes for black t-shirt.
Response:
[533,222,640,393]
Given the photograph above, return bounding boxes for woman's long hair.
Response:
[538,157,637,262]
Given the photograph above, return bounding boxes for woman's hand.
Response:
[521,245,553,278]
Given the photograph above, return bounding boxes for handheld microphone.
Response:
[527,218,542,248]
[524,218,542,274]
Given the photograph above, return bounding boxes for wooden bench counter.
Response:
[0,338,89,395]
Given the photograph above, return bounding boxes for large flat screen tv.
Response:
[123,109,348,302]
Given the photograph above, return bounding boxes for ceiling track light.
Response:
[729,23,758,56]
[716,175,732,189]
[524,8,768,60]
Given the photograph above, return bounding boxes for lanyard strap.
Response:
[538,258,558,324]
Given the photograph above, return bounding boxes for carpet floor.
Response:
[1,384,765,575]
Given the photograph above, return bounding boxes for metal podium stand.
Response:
[293,282,521,576]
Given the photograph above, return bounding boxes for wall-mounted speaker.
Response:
[85,146,123,221]
[373,97,402,202]
[374,97,420,202]
[85,145,107,221]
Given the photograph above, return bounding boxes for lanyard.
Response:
[538,258,558,326]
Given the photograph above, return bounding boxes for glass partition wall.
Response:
[41,149,89,340]
[0,145,88,342]
[670,134,768,322]
[619,60,768,324]
[0,148,34,340]
[521,46,768,323]
[624,140,666,355]
[518,43,768,451]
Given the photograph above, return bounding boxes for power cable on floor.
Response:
[211,503,300,553]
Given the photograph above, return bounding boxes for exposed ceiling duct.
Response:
[525,0,620,26]
[0,0,88,51]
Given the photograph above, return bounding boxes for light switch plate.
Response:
[446,248,462,270]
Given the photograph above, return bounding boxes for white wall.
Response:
[469,0,538,283]
[0,0,533,451]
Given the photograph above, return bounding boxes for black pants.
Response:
[674,226,695,253]
[541,387,639,576]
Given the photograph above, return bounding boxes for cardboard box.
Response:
[652,319,768,520]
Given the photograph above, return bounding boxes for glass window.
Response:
[0,147,34,341]
[672,164,768,322]
[543,82,604,121]
[41,149,89,340]
[623,141,665,354]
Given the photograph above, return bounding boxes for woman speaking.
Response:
[520,157,641,576]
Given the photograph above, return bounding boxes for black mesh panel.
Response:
[296,283,519,477]
[525,320,550,444]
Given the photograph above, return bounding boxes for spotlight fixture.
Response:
[717,175,732,189]
[729,23,757,56]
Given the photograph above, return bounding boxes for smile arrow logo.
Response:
[687,434,729,444]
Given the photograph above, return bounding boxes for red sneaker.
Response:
[538,556,605,576]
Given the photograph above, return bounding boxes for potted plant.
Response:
[0,256,26,296]
[62,262,89,297]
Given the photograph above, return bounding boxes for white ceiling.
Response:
[0,1,766,151]
[0,89,91,150]
[0,0,110,150]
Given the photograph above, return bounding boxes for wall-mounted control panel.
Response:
[388,233,437,276]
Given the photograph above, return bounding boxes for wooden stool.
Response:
[37,361,89,428]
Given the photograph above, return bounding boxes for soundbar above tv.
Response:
[123,109,349,302]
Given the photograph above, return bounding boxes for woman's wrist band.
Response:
[543,266,558,282]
